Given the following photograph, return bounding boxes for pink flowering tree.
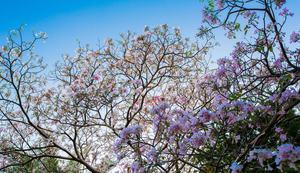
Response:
[0,23,215,172]
[114,0,300,172]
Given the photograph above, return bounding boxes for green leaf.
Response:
[229,93,240,101]
[279,79,284,84]
[257,46,264,53]
[235,23,240,29]
[235,93,243,97]
[282,75,287,80]
[287,74,292,80]
[278,79,285,89]
[185,51,189,55]
[76,39,79,41]
[269,46,273,52]
[244,25,250,31]
[244,23,250,35]
[232,95,238,101]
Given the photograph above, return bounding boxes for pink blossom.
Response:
[215,0,223,10]
[93,75,100,81]
[274,0,286,9]
[81,70,88,74]
[15,110,22,116]
[245,11,250,19]
[122,88,128,93]
[136,80,142,86]
[135,88,142,94]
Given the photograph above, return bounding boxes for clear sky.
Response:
[0,0,205,65]
[0,0,299,69]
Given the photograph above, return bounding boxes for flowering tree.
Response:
[1,0,300,172]
[0,23,214,172]
[114,0,300,172]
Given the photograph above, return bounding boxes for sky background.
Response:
[1,0,299,71]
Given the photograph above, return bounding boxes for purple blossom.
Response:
[198,109,212,122]
[275,127,283,133]
[190,117,198,125]
[130,162,140,172]
[290,31,300,43]
[269,94,278,101]
[267,165,273,171]
[230,162,243,173]
[234,135,240,143]
[179,142,188,156]
[216,66,226,79]
[280,134,287,141]
[190,133,205,148]
[169,122,182,133]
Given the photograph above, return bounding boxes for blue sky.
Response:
[1,0,299,68]
[0,0,204,65]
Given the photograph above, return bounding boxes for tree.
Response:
[114,0,300,172]
[1,0,300,172]
[0,24,214,172]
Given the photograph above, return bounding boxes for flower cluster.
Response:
[246,144,300,172]
[230,162,243,173]
[290,31,300,43]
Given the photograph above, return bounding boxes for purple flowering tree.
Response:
[115,0,300,172]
